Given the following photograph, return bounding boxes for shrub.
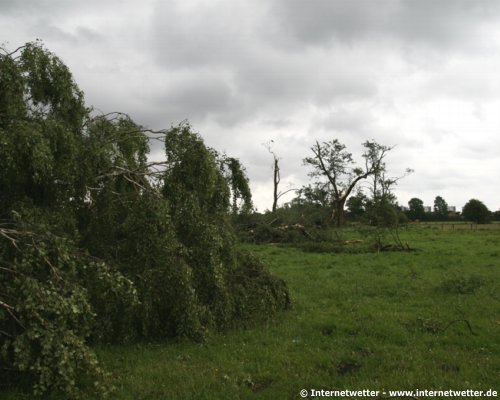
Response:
[0,227,136,398]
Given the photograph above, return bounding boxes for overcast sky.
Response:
[2,0,499,212]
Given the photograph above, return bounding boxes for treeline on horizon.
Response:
[257,193,497,224]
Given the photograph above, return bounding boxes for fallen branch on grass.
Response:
[441,319,477,336]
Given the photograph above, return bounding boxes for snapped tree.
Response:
[263,141,297,214]
[303,139,392,226]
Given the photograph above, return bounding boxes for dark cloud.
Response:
[149,1,380,127]
[0,0,67,14]
[269,0,388,46]
[269,0,500,50]
[157,71,238,122]
[151,0,263,68]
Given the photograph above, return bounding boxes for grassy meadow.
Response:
[2,227,499,399]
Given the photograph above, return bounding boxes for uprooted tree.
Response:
[303,139,392,227]
[0,42,290,398]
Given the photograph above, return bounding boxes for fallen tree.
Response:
[0,42,290,398]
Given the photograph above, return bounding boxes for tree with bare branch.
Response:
[304,139,392,227]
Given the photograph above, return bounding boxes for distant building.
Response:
[447,206,460,218]
[424,206,432,213]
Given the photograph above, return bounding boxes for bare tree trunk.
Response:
[336,198,347,227]
[272,157,280,213]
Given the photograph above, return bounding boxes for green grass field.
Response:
[2,228,499,399]
[412,222,500,231]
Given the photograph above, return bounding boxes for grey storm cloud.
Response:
[154,69,240,124]
[149,1,381,127]
[0,0,66,14]
[146,0,500,131]
[269,0,500,49]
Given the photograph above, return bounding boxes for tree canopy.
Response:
[462,199,491,224]
[433,196,449,220]
[407,197,425,221]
